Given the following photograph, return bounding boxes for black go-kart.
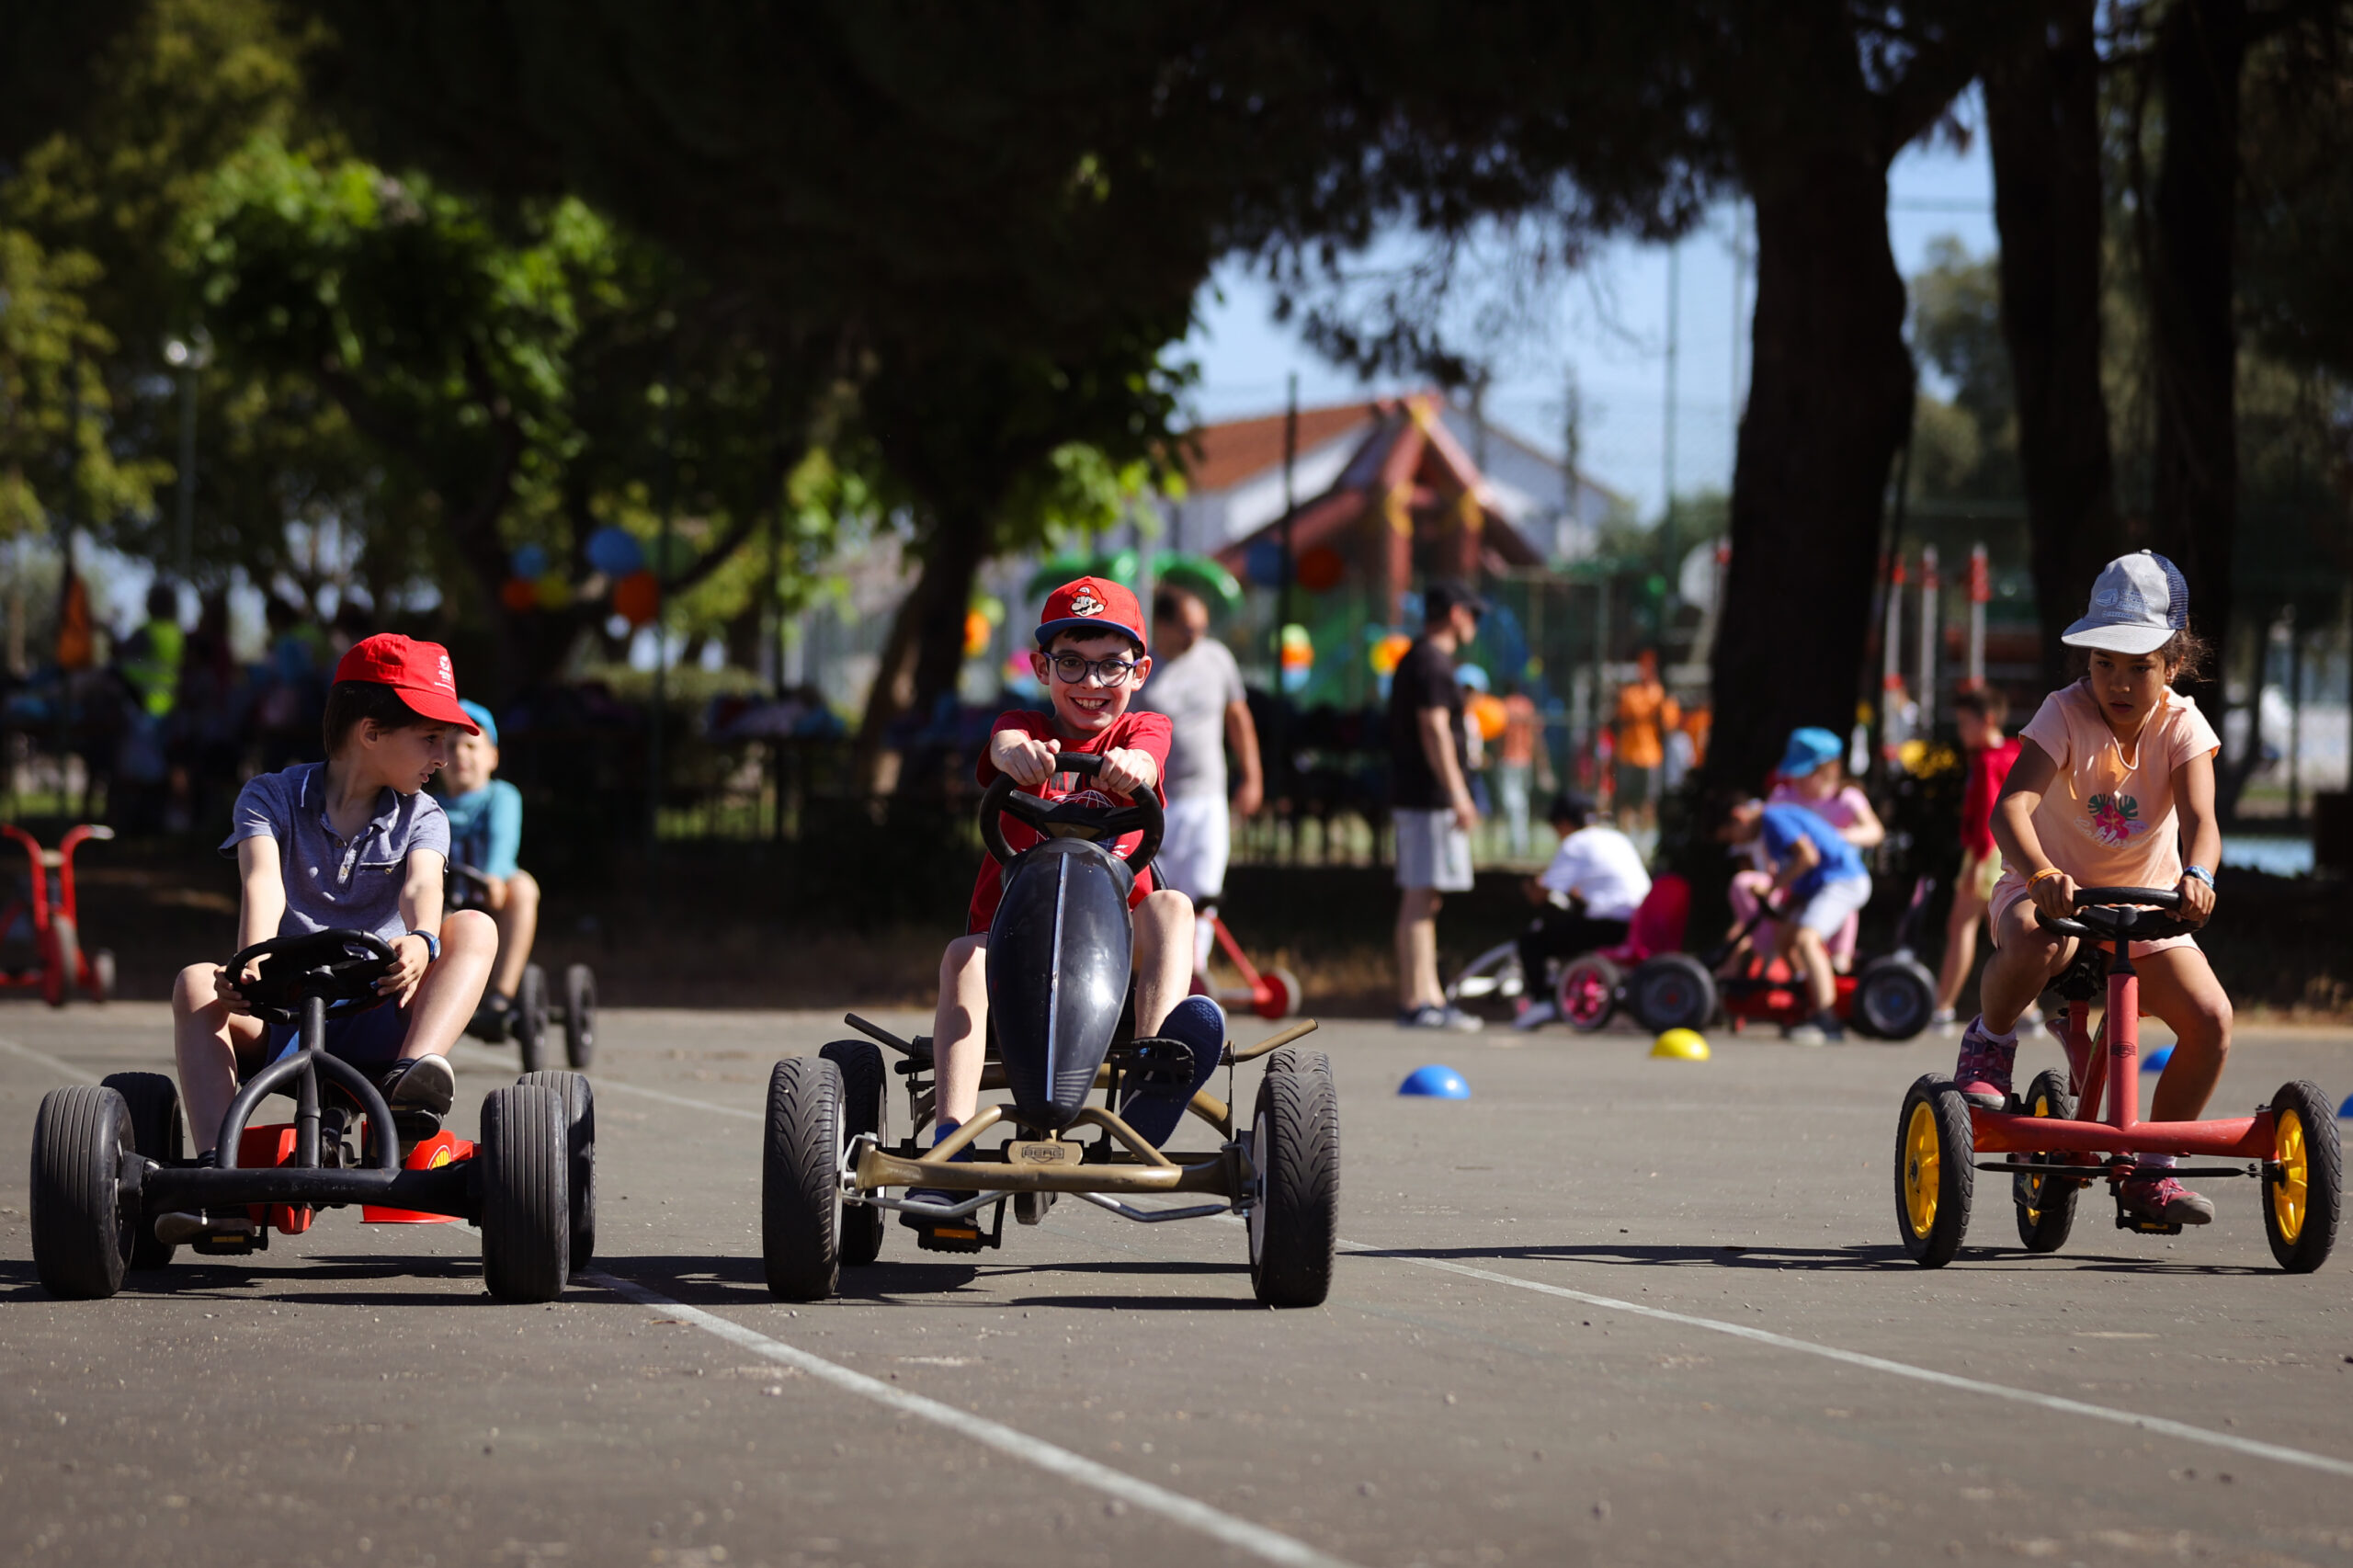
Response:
[28,928,596,1303]
[761,750,1340,1308]
[449,861,597,1072]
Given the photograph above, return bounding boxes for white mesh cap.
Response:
[2060,551,2188,654]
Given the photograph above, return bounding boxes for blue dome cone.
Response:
[1399,1064,1471,1099]
[2141,1044,2173,1074]
[2338,1093,2353,1120]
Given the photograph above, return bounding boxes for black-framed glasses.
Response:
[1046,652,1141,685]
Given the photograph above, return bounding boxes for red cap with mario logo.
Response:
[331,633,480,733]
[1035,576,1147,650]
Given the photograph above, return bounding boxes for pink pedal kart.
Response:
[1895,886,2340,1271]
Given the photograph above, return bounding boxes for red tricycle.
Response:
[0,823,116,1006]
[1895,886,2341,1271]
[1198,911,1303,1022]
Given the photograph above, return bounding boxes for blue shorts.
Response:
[263,1001,411,1068]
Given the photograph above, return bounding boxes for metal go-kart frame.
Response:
[1700,875,1939,1040]
[449,860,598,1072]
[761,751,1339,1309]
[1895,886,2341,1271]
[28,927,595,1303]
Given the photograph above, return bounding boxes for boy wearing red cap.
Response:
[165,635,497,1197]
[910,578,1226,1242]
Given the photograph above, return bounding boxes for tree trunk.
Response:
[1985,0,2122,691]
[2146,0,2245,727]
[1708,153,1917,790]
[850,509,991,795]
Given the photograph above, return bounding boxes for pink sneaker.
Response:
[1952,1017,2016,1108]
[2120,1172,2216,1226]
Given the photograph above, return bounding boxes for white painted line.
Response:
[451,1044,764,1120]
[0,1035,101,1084]
[1344,1244,2353,1480]
[584,1270,1360,1568]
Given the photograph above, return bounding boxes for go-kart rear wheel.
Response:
[818,1040,885,1267]
[515,964,550,1074]
[1894,1075,1974,1267]
[2012,1069,2080,1255]
[1854,957,1937,1040]
[1555,954,1621,1033]
[30,1085,134,1299]
[88,948,115,1005]
[517,1070,597,1273]
[1625,954,1715,1033]
[43,913,79,1009]
[478,1084,571,1302]
[562,963,597,1069]
[1249,1048,1337,1308]
[2262,1079,2341,1274]
[104,1072,183,1271]
[763,1056,846,1301]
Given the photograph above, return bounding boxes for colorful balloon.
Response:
[499,577,539,613]
[612,569,660,627]
[1295,544,1346,593]
[585,526,644,577]
[509,542,550,581]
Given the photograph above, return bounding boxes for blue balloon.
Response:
[1245,540,1285,588]
[1399,1064,1471,1099]
[510,542,550,581]
[585,526,644,577]
[2141,1044,2174,1074]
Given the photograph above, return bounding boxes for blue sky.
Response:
[1180,91,1998,521]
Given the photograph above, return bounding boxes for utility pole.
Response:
[1661,241,1680,620]
[1917,544,1939,736]
[1967,542,1989,689]
[164,335,209,583]
[649,351,676,873]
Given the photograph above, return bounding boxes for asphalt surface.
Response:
[4,1000,2352,1568]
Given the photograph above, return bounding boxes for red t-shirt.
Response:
[1961,736,2022,858]
[967,709,1172,934]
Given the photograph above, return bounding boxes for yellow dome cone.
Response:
[1650,1028,1711,1062]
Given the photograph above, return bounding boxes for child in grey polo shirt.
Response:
[168,634,498,1161]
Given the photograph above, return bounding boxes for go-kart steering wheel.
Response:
[2034,885,2199,943]
[978,749,1165,869]
[227,929,398,1026]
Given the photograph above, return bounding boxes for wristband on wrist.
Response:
[2028,867,2065,888]
[2183,864,2215,890]
[406,928,441,962]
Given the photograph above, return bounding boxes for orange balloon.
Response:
[1469,691,1508,743]
[499,576,539,613]
[963,608,991,658]
[1370,633,1413,677]
[612,569,660,627]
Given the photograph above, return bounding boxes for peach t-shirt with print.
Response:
[1988,680,2220,937]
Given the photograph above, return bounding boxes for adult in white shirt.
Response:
[1514,792,1652,1028]
[1133,586,1263,975]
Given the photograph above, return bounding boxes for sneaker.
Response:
[1512,999,1558,1032]
[1120,996,1225,1146]
[1930,1007,1959,1037]
[377,1055,456,1117]
[1952,1017,2017,1109]
[1782,1020,1827,1045]
[2120,1172,2216,1226]
[1397,1004,1484,1032]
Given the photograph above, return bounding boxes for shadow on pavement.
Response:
[1345,1241,2272,1277]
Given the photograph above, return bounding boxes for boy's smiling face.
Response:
[446,728,498,793]
[1032,631,1150,739]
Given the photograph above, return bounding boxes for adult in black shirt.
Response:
[1385,580,1484,1029]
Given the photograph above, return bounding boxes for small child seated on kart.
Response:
[1511,791,1650,1030]
[1729,727,1885,974]
[1711,793,1873,1042]
[914,578,1227,1233]
[168,636,496,1175]
[1952,551,2225,1228]
[441,699,539,1034]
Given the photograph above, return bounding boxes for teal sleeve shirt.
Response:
[442,778,523,880]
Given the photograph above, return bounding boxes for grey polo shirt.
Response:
[220,763,450,943]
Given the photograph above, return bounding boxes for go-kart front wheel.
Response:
[517,1070,597,1273]
[515,964,550,1074]
[479,1084,571,1302]
[562,963,597,1069]
[819,1040,885,1267]
[763,1055,847,1301]
[1894,1075,1974,1267]
[1555,954,1621,1032]
[2011,1069,2080,1255]
[1625,954,1715,1033]
[2263,1079,2341,1273]
[1853,957,1937,1040]
[104,1072,183,1271]
[1249,1049,1337,1307]
[30,1085,135,1299]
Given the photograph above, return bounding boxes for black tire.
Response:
[478,1085,570,1302]
[1625,954,1716,1033]
[562,963,597,1070]
[1854,957,1937,1040]
[89,949,116,1005]
[104,1072,183,1271]
[516,1070,597,1273]
[515,964,550,1074]
[2263,1079,2341,1274]
[44,913,79,1009]
[1894,1074,1974,1267]
[763,1056,845,1301]
[29,1085,133,1299]
[1555,954,1621,1033]
[1249,1048,1338,1307]
[819,1040,885,1267]
[2011,1069,2080,1254]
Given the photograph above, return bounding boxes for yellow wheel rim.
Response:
[2274,1108,2309,1244]
[1904,1100,1942,1238]
[2022,1092,2052,1222]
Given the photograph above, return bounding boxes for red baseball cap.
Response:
[331,634,480,733]
[1035,576,1147,650]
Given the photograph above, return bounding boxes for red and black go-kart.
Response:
[28,928,596,1303]
[761,750,1339,1308]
